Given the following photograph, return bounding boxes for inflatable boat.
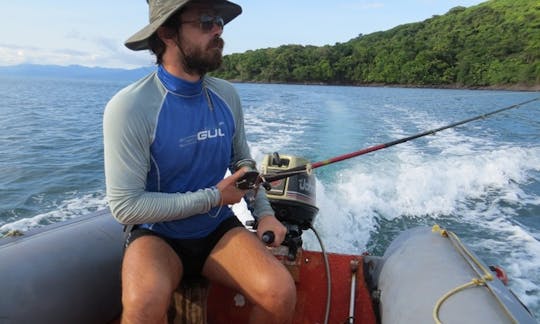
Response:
[0,155,537,323]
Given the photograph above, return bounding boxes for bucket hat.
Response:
[125,0,242,51]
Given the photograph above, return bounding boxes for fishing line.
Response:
[262,97,539,183]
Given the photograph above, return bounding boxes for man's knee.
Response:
[274,275,296,314]
[121,238,183,322]
[122,287,170,323]
[255,268,296,314]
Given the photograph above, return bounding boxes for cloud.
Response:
[0,48,23,66]
[63,26,133,55]
[94,36,124,54]
[0,43,93,66]
[65,30,87,41]
[0,42,152,69]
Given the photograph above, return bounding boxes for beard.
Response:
[178,36,225,76]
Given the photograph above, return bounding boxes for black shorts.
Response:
[124,216,244,276]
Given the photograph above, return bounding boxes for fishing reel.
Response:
[234,159,260,190]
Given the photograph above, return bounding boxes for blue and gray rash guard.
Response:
[103,66,274,239]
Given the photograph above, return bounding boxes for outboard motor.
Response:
[260,153,319,259]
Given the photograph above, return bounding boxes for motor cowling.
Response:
[261,154,319,230]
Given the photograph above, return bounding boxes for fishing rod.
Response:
[260,97,539,184]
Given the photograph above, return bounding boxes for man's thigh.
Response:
[122,235,183,296]
[202,227,292,299]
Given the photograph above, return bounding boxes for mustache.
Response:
[209,37,224,50]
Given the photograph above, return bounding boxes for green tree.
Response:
[211,0,540,88]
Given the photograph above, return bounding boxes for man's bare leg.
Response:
[121,236,183,324]
[203,227,296,324]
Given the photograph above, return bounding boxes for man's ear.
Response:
[157,27,176,42]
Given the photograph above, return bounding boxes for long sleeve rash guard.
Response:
[103,66,274,239]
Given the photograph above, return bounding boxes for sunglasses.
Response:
[180,15,224,32]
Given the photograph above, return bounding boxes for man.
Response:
[103,0,296,323]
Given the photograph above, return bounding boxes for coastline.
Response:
[227,80,540,92]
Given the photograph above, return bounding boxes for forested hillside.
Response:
[212,0,539,88]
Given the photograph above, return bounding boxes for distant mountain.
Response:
[0,64,155,81]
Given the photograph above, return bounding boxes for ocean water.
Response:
[1,76,539,318]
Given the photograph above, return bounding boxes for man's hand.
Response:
[216,168,248,205]
[257,215,287,247]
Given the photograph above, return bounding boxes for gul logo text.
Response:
[197,128,225,141]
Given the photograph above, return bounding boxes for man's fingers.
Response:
[229,167,247,181]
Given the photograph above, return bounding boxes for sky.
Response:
[0,0,486,69]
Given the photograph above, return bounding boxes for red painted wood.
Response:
[207,250,377,323]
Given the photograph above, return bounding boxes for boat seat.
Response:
[169,276,210,324]
[168,246,299,324]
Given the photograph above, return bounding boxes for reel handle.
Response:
[262,231,275,245]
